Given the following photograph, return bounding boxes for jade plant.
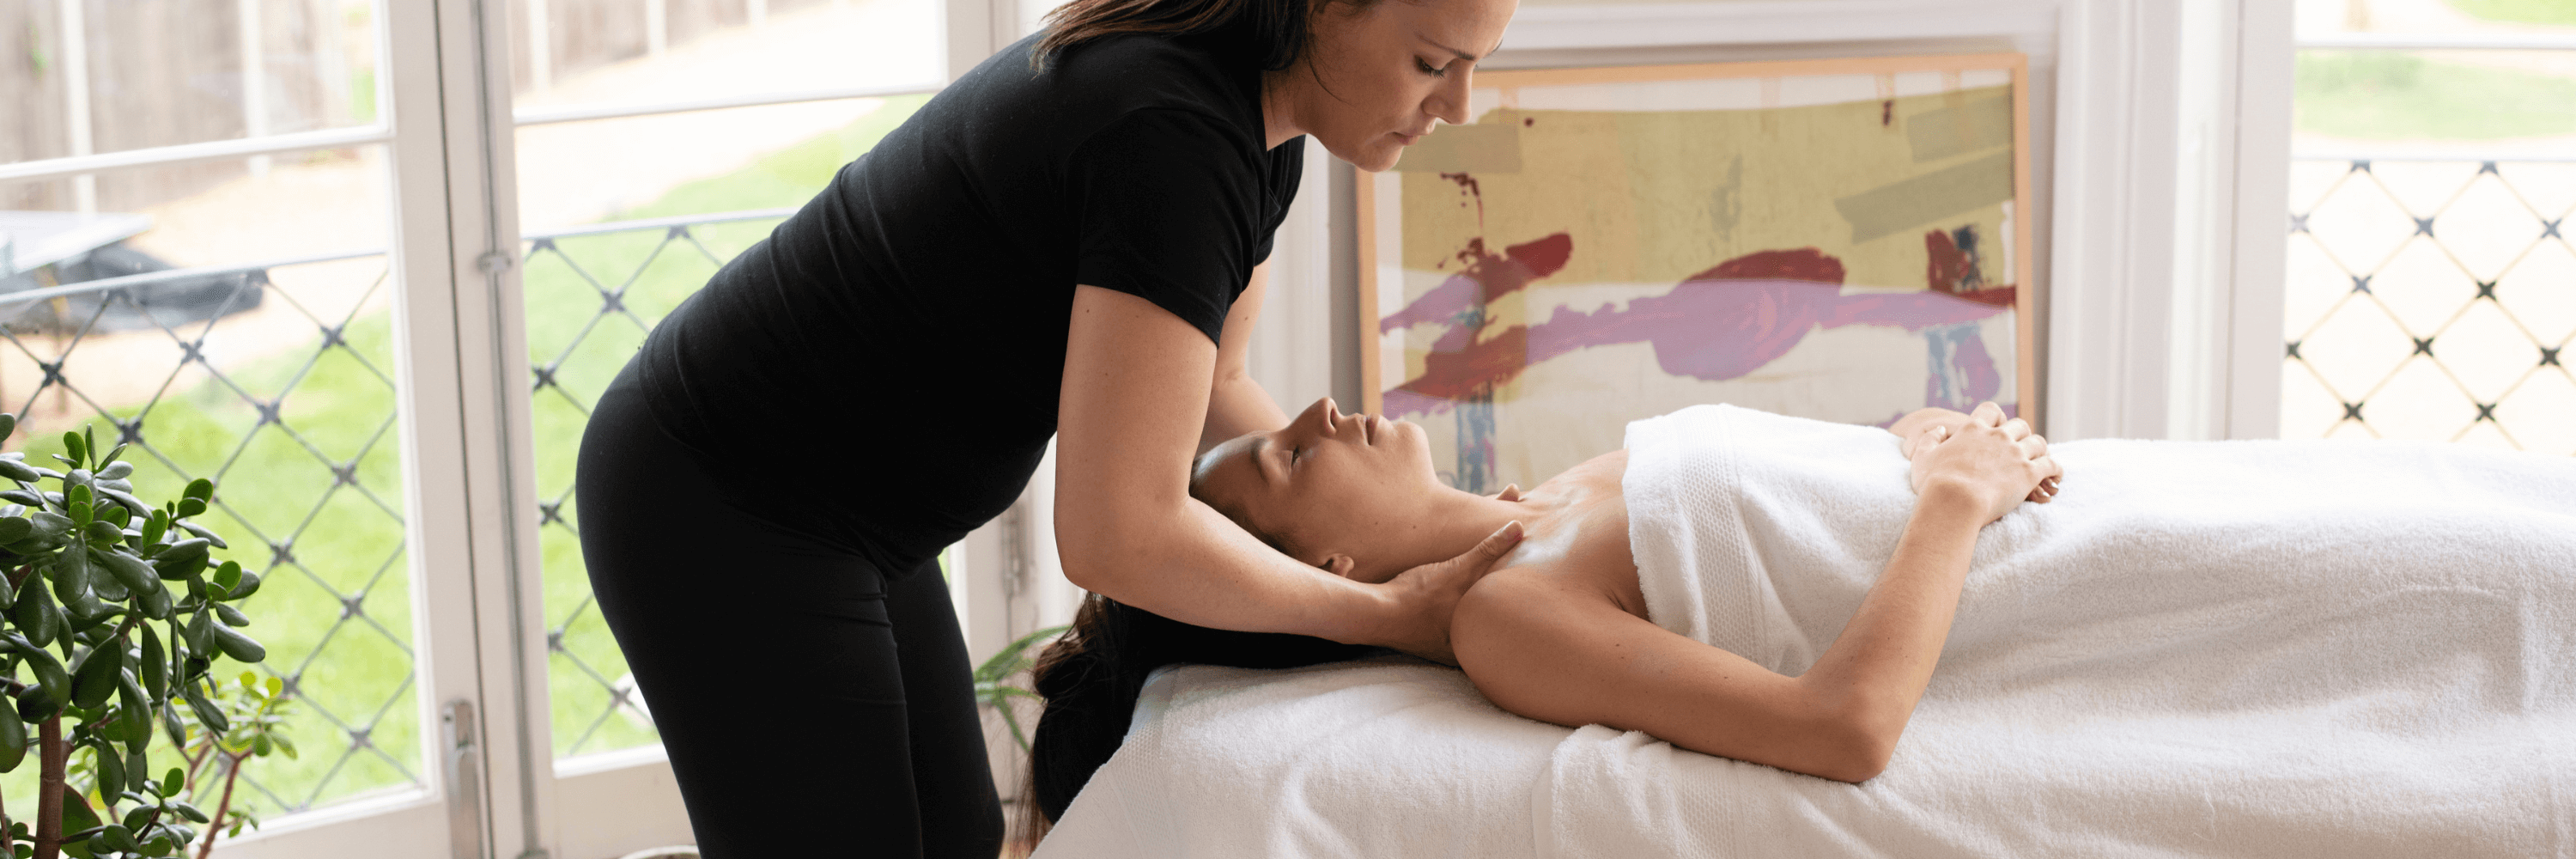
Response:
[0,414,269,859]
[975,624,1069,753]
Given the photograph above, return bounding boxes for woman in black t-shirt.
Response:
[574,0,1517,853]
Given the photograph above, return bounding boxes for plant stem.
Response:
[194,752,240,859]
[34,715,63,859]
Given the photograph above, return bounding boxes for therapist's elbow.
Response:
[1052,502,1170,595]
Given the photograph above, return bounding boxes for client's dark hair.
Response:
[1026,595,1370,830]
[1023,448,1370,838]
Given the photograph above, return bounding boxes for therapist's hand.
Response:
[1372,521,1526,665]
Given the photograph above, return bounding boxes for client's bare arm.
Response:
[1454,413,2056,783]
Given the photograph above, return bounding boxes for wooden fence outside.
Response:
[3,0,823,216]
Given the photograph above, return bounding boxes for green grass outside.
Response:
[2296,51,2576,140]
[2447,0,2576,26]
[1,94,928,820]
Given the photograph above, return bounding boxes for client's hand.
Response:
[1896,402,2060,503]
[1372,521,1525,665]
[1908,405,2062,523]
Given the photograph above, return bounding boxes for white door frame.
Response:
[213,0,543,853]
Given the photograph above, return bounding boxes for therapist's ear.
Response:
[1318,554,1358,578]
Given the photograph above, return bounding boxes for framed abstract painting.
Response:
[1359,53,2035,493]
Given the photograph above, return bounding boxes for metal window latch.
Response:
[477,250,513,275]
[443,699,489,859]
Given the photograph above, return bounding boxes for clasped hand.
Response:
[1897,402,2063,521]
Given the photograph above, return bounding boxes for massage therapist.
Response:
[574,0,1519,854]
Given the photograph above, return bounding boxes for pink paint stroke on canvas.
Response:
[1380,178,2015,423]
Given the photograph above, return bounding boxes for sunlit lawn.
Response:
[2297,51,2576,140]
[0,94,929,820]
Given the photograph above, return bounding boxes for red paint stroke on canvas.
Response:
[1382,241,2015,418]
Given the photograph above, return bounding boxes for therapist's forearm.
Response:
[1055,488,1392,645]
[1200,372,1288,454]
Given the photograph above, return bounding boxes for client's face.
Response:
[1194,397,1444,582]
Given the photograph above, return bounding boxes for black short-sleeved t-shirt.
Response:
[636,30,1303,575]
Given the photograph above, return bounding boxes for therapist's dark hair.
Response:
[1025,591,1370,835]
[1031,0,1390,73]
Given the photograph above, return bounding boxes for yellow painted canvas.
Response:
[1360,55,2035,493]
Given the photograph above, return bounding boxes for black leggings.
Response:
[576,362,1003,859]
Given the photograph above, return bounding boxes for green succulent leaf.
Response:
[96,549,155,594]
[0,460,39,483]
[13,576,59,648]
[213,603,247,628]
[222,571,260,602]
[169,800,206,824]
[0,694,26,772]
[175,498,206,519]
[179,680,225,734]
[88,570,126,603]
[124,743,148,790]
[135,581,172,619]
[93,739,125,798]
[182,612,211,654]
[137,625,166,700]
[15,684,58,723]
[208,624,265,664]
[0,489,43,508]
[0,413,15,441]
[174,521,226,551]
[96,460,133,481]
[97,488,151,521]
[94,442,125,471]
[0,516,30,544]
[181,479,213,503]
[161,698,185,749]
[116,670,151,747]
[70,641,122,708]
[52,548,91,605]
[32,510,72,536]
[60,432,85,470]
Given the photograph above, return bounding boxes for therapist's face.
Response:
[1280,0,1516,171]
[1193,397,1444,582]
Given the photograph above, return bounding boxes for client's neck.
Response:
[1352,488,1552,582]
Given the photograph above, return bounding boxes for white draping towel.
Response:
[1553,404,2576,858]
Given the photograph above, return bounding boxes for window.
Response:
[2283,0,2576,454]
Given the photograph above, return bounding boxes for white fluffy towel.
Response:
[1548,405,2576,859]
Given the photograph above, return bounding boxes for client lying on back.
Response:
[1028,395,2055,811]
[1027,396,2576,832]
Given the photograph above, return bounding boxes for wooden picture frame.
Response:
[1359,53,2034,493]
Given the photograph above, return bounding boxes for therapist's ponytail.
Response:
[1025,592,1371,836]
[1031,0,1388,74]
